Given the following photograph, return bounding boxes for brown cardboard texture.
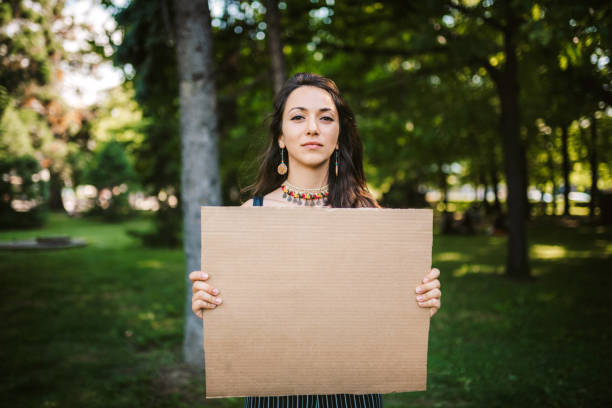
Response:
[201,207,432,398]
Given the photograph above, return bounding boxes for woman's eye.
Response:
[321,116,334,122]
[291,115,304,120]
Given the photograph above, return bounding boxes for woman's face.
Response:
[279,85,340,171]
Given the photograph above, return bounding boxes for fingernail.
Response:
[215,298,223,304]
[212,288,219,295]
[416,286,422,293]
[417,295,423,301]
[202,273,208,279]
[418,301,425,306]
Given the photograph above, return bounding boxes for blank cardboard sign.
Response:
[201,207,433,398]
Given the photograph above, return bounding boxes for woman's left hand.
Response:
[415,268,441,317]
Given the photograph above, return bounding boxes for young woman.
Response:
[190,73,442,408]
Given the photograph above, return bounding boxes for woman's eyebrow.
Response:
[288,107,336,114]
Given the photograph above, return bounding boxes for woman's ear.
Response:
[278,135,286,149]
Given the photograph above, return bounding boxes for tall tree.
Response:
[265,0,286,94]
[560,124,571,216]
[589,114,599,219]
[174,0,222,366]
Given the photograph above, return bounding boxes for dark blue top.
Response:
[253,195,264,206]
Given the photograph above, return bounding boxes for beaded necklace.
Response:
[281,181,329,206]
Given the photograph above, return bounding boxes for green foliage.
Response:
[83,140,136,221]
[0,155,48,229]
[84,140,135,190]
[107,0,612,243]
[127,204,183,248]
[0,0,62,93]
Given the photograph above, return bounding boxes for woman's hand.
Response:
[189,270,223,319]
[415,268,441,317]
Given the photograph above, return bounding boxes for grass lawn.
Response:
[1,212,610,407]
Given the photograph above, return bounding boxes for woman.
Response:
[190,73,442,407]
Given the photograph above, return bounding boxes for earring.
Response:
[335,149,339,176]
[277,147,288,175]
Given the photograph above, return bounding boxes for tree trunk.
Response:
[491,167,500,213]
[589,114,599,219]
[439,166,448,207]
[523,128,532,220]
[48,168,64,211]
[265,0,286,94]
[175,0,222,367]
[546,140,557,216]
[480,168,489,208]
[496,21,529,278]
[561,124,571,216]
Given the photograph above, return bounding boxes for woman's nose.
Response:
[306,116,319,135]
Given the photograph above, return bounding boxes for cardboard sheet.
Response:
[201,207,433,398]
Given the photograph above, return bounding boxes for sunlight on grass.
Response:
[435,252,465,262]
[452,264,502,277]
[138,259,164,269]
[595,240,612,254]
[531,244,567,259]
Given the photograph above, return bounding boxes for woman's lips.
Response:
[302,142,323,149]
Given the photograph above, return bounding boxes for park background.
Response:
[1,0,611,407]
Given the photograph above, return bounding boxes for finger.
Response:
[189,271,209,282]
[192,281,219,295]
[193,299,217,313]
[193,290,223,306]
[416,288,441,302]
[417,298,441,309]
[192,300,208,319]
[422,268,440,283]
[415,279,440,294]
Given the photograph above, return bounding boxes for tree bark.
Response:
[48,168,64,211]
[496,20,529,278]
[174,0,222,367]
[561,124,571,216]
[439,166,448,207]
[589,114,599,219]
[546,137,557,216]
[265,0,286,94]
[480,168,489,208]
[489,167,500,213]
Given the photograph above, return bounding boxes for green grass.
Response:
[1,212,611,407]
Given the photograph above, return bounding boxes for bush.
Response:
[83,140,137,221]
[127,203,182,247]
[0,155,48,229]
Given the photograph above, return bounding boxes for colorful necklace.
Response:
[281,181,329,206]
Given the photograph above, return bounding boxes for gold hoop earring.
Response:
[277,147,288,175]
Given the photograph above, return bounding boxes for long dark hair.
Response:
[247,72,379,208]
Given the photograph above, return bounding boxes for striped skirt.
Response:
[244,394,383,408]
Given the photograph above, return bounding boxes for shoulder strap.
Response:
[253,196,264,206]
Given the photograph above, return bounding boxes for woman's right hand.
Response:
[189,270,223,319]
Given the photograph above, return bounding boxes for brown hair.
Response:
[247,72,379,208]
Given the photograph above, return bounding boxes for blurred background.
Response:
[1,0,611,407]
